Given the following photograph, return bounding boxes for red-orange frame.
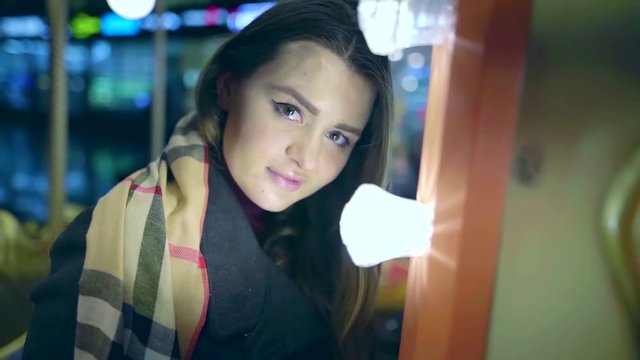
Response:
[399,0,533,359]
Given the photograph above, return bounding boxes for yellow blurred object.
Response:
[0,210,23,271]
[0,333,26,360]
[0,204,86,280]
[375,258,410,311]
[0,204,85,359]
[63,203,84,224]
[602,147,640,338]
[0,210,46,281]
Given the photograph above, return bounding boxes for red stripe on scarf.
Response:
[168,244,205,268]
[126,177,163,195]
[185,264,210,359]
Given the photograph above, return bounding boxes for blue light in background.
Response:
[182,10,207,27]
[66,170,87,194]
[13,194,47,222]
[91,40,112,64]
[101,13,141,37]
[141,12,182,31]
[0,16,47,38]
[134,93,151,109]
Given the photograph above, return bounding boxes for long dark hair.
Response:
[194,1,393,358]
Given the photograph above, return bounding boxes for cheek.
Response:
[247,125,288,157]
[225,112,269,150]
[317,150,351,185]
[230,104,286,152]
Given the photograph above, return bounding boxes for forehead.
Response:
[248,41,375,127]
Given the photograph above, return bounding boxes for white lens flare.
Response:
[106,0,156,20]
[357,0,455,56]
[340,184,435,268]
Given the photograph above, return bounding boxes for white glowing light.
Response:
[401,76,419,92]
[357,0,455,56]
[106,0,156,20]
[340,184,435,268]
[407,52,425,69]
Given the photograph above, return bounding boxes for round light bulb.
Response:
[106,0,156,20]
[340,184,434,268]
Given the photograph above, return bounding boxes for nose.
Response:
[286,134,321,170]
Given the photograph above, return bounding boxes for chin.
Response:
[263,205,288,213]
[252,195,293,213]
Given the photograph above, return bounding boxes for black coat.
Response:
[22,163,338,359]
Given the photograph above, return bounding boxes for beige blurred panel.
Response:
[487,0,640,359]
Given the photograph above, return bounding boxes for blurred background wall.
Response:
[487,0,640,358]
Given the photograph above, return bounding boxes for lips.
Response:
[267,167,304,191]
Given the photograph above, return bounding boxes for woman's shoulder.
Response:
[50,207,94,256]
[31,206,95,299]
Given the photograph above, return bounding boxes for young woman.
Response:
[23,0,393,359]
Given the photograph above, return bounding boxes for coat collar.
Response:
[200,162,269,338]
[198,161,335,358]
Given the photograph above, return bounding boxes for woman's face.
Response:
[221,41,375,212]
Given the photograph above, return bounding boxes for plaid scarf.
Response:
[74,115,211,359]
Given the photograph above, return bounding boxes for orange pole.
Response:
[399,0,533,359]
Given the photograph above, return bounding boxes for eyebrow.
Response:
[335,123,363,137]
[267,83,319,115]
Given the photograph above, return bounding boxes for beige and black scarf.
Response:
[74,115,210,359]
